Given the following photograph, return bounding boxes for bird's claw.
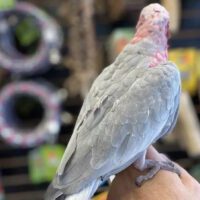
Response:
[135,160,181,187]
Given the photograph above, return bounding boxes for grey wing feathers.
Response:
[57,48,143,175]
[57,64,116,175]
[154,87,180,142]
[55,60,180,195]
[92,63,180,167]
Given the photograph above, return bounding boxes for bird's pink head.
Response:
[131,3,170,48]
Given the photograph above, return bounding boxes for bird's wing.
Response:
[57,48,144,175]
[153,86,180,142]
[55,61,180,194]
[90,62,181,169]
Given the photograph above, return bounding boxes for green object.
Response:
[28,144,65,184]
[108,28,134,61]
[110,28,134,43]
[190,164,200,182]
[15,17,40,47]
[0,0,15,10]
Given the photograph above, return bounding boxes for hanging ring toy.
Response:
[0,81,61,147]
[0,2,63,75]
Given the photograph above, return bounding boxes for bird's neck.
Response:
[131,26,168,67]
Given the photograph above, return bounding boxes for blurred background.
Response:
[0,0,200,200]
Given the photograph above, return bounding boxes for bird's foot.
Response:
[135,159,181,187]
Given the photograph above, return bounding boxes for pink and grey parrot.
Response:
[46,3,181,200]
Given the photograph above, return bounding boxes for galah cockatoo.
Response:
[46,3,181,200]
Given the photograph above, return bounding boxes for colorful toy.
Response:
[0,81,61,147]
[0,2,63,74]
[0,0,15,11]
[28,144,65,183]
[169,48,198,95]
[107,28,134,61]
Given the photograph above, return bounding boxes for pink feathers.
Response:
[141,3,169,21]
[131,3,169,67]
[150,51,168,67]
[131,3,169,47]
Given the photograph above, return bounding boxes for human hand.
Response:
[107,146,200,200]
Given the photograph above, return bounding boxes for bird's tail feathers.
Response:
[45,182,63,200]
[65,179,101,200]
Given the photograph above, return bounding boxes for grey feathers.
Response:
[49,40,181,197]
